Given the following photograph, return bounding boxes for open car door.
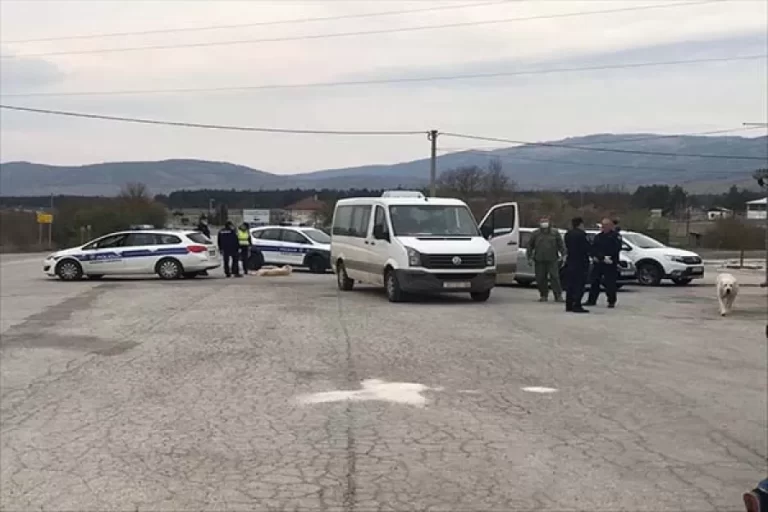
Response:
[478,202,519,285]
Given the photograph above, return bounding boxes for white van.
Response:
[330,191,519,302]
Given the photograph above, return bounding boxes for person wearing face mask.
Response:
[526,216,565,302]
[585,217,621,308]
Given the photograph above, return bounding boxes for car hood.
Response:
[46,246,84,259]
[313,243,331,252]
[396,236,490,254]
[637,247,700,258]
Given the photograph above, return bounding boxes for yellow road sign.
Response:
[36,212,53,224]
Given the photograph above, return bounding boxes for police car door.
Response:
[280,229,312,266]
[80,233,129,273]
[120,232,162,273]
[478,202,520,285]
[254,228,285,265]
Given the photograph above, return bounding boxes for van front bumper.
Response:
[394,269,496,294]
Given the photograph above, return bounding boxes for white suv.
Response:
[601,230,704,286]
[43,229,220,280]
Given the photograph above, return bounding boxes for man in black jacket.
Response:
[217,221,241,277]
[564,217,591,313]
[585,218,621,308]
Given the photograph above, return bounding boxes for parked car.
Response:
[515,227,636,288]
[330,190,520,302]
[248,225,331,273]
[43,229,220,280]
[593,230,704,286]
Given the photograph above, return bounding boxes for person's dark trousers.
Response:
[238,246,250,274]
[587,263,618,305]
[565,265,588,311]
[223,251,240,277]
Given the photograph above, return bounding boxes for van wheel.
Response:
[336,261,354,291]
[470,290,491,302]
[637,262,663,286]
[385,269,404,302]
[56,260,83,281]
[156,258,183,280]
[308,255,326,274]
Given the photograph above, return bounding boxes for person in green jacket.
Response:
[527,216,565,302]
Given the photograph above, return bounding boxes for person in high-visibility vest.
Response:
[237,222,252,275]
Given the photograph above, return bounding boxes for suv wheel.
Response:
[308,255,326,274]
[336,261,354,291]
[637,262,663,286]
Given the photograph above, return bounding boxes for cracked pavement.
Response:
[1,254,765,511]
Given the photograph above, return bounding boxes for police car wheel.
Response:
[156,258,183,280]
[247,253,263,271]
[308,255,325,274]
[56,260,83,281]
[336,262,354,291]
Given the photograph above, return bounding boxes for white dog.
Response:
[716,273,739,316]
[254,265,293,277]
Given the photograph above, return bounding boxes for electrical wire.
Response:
[4,54,763,98]
[1,1,505,44]
[2,1,716,59]
[0,104,425,136]
[440,132,768,161]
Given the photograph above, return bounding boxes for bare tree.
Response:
[483,158,515,202]
[437,166,485,202]
[119,182,151,202]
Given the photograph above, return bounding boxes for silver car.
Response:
[515,227,636,288]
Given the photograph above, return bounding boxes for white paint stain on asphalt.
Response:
[522,386,558,394]
[297,379,433,408]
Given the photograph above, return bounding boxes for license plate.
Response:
[443,281,470,289]
[691,266,704,273]
[208,248,216,256]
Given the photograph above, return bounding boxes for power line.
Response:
[2,1,716,59]
[439,147,761,175]
[436,126,767,151]
[4,54,763,98]
[1,1,504,44]
[0,104,425,136]
[440,132,768,161]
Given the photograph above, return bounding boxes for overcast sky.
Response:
[1,0,766,174]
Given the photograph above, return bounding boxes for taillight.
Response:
[744,492,761,512]
[186,245,207,253]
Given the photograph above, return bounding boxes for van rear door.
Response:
[478,202,519,284]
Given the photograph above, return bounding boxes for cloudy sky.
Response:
[1,0,766,174]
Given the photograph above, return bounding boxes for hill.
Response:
[1,134,765,195]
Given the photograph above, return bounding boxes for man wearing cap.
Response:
[526,216,565,302]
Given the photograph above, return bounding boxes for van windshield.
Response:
[389,205,479,237]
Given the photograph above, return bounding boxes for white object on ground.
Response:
[522,386,558,394]
[297,379,434,407]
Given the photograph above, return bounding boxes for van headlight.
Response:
[405,247,421,267]
[486,248,495,266]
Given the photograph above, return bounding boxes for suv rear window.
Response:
[187,233,212,244]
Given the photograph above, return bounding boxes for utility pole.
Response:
[428,130,438,197]
[48,193,54,249]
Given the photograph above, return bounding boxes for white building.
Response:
[706,207,733,220]
[746,197,767,220]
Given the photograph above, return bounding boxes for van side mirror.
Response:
[373,225,389,242]
[480,224,492,239]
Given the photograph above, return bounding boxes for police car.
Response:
[249,225,331,273]
[43,229,221,280]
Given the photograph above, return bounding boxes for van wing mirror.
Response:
[480,224,493,239]
[373,225,389,241]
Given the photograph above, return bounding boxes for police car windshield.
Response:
[622,232,666,249]
[389,205,479,237]
[303,228,330,244]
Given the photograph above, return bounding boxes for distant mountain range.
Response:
[2,133,766,196]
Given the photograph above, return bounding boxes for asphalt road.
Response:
[1,257,766,512]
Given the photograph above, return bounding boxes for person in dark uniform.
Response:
[563,216,591,313]
[217,221,241,277]
[585,218,621,308]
